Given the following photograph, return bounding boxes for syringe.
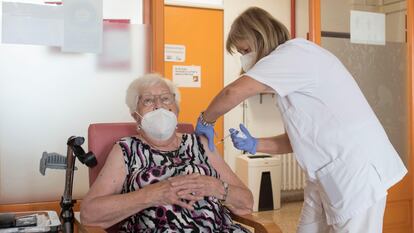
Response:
[215,129,246,145]
[215,133,233,145]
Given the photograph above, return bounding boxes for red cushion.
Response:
[87,122,194,186]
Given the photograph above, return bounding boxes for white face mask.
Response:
[240,52,256,72]
[136,108,178,141]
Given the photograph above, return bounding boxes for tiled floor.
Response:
[252,201,303,233]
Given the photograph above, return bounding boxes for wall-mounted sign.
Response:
[350,10,385,45]
[62,0,103,53]
[2,2,63,46]
[165,44,185,62]
[173,65,201,88]
[2,0,103,53]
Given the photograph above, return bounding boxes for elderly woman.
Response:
[80,73,253,232]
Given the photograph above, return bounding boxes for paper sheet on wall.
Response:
[165,44,185,62]
[350,10,385,45]
[98,21,131,70]
[173,65,201,88]
[2,2,63,46]
[62,0,103,53]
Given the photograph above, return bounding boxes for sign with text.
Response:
[173,65,201,88]
[351,10,385,45]
[165,44,185,62]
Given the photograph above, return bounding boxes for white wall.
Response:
[296,0,309,39]
[321,0,406,43]
[384,1,406,42]
[0,0,146,204]
[223,0,291,170]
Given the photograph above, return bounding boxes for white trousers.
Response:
[297,185,386,233]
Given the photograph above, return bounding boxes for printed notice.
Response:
[350,10,385,45]
[62,0,103,53]
[173,65,201,88]
[165,44,185,62]
[2,2,63,46]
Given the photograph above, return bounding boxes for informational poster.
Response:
[2,2,63,46]
[2,1,103,53]
[173,65,201,88]
[98,20,131,70]
[62,0,103,53]
[350,10,385,45]
[165,44,186,62]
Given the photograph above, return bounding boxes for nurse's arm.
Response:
[203,75,272,122]
[256,133,293,154]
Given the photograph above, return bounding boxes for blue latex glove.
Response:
[229,124,257,154]
[195,117,215,152]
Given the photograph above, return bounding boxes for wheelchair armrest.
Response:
[74,214,106,233]
[74,210,283,233]
[229,212,283,233]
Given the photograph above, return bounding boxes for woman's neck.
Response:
[138,131,180,151]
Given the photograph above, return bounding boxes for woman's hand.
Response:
[169,173,225,200]
[148,173,204,210]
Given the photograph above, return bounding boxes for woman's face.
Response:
[134,83,178,121]
[235,40,252,55]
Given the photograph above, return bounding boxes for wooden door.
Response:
[164,5,224,154]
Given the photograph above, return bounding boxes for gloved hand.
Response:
[195,117,215,152]
[229,124,257,154]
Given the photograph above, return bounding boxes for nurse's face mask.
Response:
[240,52,256,72]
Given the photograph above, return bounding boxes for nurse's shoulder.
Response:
[267,38,325,59]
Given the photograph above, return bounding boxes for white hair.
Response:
[126,73,181,113]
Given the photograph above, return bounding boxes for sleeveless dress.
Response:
[116,133,250,233]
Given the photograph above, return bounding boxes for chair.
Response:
[75,122,282,233]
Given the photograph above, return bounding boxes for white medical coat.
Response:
[245,38,407,224]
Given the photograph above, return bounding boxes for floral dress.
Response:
[116,133,250,233]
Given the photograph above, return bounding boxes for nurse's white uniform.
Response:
[245,38,407,233]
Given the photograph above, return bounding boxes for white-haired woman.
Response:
[80,73,253,232]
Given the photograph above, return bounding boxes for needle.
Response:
[215,131,236,145]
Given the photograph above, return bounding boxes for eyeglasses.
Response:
[138,93,175,107]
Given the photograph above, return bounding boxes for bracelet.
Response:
[199,111,216,127]
[221,181,229,202]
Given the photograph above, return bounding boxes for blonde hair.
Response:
[125,73,181,113]
[226,7,290,64]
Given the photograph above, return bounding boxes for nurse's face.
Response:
[235,40,252,55]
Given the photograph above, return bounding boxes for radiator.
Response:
[281,153,306,191]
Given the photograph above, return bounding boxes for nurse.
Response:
[195,6,407,233]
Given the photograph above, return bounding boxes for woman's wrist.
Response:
[199,111,216,126]
[142,185,156,206]
[220,181,229,202]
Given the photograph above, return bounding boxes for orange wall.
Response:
[164,5,224,154]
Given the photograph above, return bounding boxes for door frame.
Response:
[144,0,165,74]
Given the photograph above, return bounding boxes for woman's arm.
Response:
[81,144,147,228]
[199,137,254,214]
[80,144,200,229]
[203,75,271,123]
[170,136,253,214]
[256,133,293,154]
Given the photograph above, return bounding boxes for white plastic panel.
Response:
[0,0,148,204]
